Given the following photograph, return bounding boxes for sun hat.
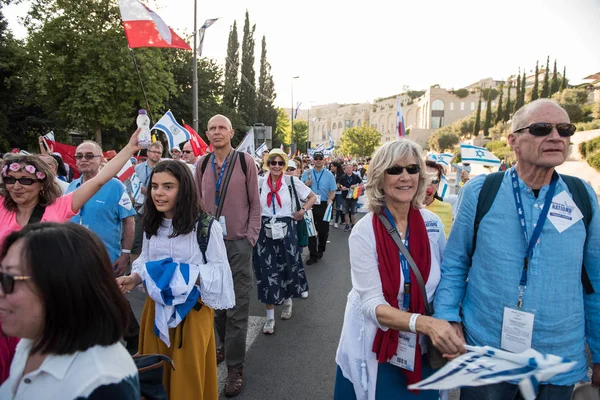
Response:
[263,148,289,170]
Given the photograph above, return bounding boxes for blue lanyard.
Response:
[383,208,411,310]
[346,174,354,187]
[212,153,230,206]
[144,164,150,187]
[510,170,558,308]
[312,169,324,191]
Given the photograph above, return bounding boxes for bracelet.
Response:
[409,313,420,333]
[121,249,131,254]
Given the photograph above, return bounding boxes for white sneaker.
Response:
[334,223,339,229]
[263,319,275,334]
[301,291,309,299]
[281,302,293,320]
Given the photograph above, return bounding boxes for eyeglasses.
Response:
[269,160,285,167]
[286,167,296,172]
[74,154,102,161]
[3,177,42,185]
[0,272,31,294]
[182,150,193,154]
[313,157,323,161]
[513,122,576,137]
[148,150,163,155]
[431,179,440,185]
[385,164,421,175]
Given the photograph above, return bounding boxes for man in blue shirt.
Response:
[434,99,600,399]
[301,151,337,265]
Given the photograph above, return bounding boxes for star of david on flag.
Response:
[460,143,500,167]
[151,110,191,150]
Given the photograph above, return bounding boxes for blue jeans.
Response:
[460,382,574,400]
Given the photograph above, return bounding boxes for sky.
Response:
[4,0,600,109]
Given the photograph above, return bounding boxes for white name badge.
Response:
[218,216,227,236]
[548,190,583,233]
[346,189,354,199]
[501,307,535,353]
[270,218,285,240]
[389,331,417,371]
[315,194,321,204]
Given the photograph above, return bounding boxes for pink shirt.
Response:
[0,193,77,245]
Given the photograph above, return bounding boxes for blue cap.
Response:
[138,109,147,115]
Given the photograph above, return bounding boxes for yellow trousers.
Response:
[138,298,218,400]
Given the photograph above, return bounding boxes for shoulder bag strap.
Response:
[28,204,46,225]
[376,213,433,316]
[289,176,301,212]
[215,150,239,219]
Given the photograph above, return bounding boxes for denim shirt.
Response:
[434,167,600,385]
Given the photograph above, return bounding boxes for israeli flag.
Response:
[141,257,200,348]
[315,143,325,151]
[151,110,191,150]
[437,175,449,199]
[408,345,577,400]
[44,131,55,141]
[327,132,335,150]
[255,142,267,157]
[460,143,500,166]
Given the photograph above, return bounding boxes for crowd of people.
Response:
[0,99,598,400]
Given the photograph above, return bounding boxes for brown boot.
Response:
[224,365,243,397]
[216,346,225,364]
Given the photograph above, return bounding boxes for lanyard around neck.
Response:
[510,169,558,308]
[212,152,230,206]
[383,208,411,310]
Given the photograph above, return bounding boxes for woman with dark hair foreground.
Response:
[0,222,139,399]
[117,160,235,400]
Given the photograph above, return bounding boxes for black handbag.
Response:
[376,214,448,369]
[133,354,175,400]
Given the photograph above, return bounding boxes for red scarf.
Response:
[372,207,431,390]
[266,174,283,208]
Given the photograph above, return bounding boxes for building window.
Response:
[450,102,454,111]
[460,102,465,111]
[470,102,475,111]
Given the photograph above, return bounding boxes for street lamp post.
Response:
[291,76,299,151]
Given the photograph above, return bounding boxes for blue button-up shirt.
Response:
[67,178,136,263]
[301,168,337,203]
[434,167,600,385]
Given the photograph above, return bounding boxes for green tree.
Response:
[515,71,523,111]
[339,124,381,157]
[531,61,539,101]
[560,66,568,91]
[504,81,512,122]
[483,92,493,137]
[551,88,589,123]
[550,59,559,95]
[24,0,175,146]
[273,107,290,148]
[238,10,256,124]
[593,102,600,120]
[288,120,308,153]
[541,56,550,98]
[256,35,277,132]
[520,71,526,107]
[428,131,459,152]
[481,88,499,101]
[223,21,239,111]
[473,93,482,136]
[495,85,504,125]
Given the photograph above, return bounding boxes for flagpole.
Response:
[129,48,153,122]
[192,0,199,134]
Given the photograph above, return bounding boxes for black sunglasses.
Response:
[74,154,102,161]
[313,157,324,161]
[0,272,31,294]
[3,176,42,185]
[182,150,193,154]
[269,160,285,167]
[513,122,576,137]
[431,179,440,185]
[385,164,421,175]
[286,167,296,172]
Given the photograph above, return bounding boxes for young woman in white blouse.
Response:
[334,140,465,400]
[254,149,316,335]
[117,160,235,400]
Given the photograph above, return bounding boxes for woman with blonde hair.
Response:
[334,139,465,399]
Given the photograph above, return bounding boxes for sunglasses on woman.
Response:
[74,154,102,161]
[0,272,31,294]
[3,177,42,185]
[385,164,420,175]
[286,167,296,172]
[269,160,285,167]
[513,122,576,137]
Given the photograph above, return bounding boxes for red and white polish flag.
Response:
[118,0,191,50]
[117,160,136,183]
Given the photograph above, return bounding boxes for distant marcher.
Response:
[38,154,69,194]
[170,146,182,161]
[450,153,471,195]
[337,163,362,232]
[424,160,453,237]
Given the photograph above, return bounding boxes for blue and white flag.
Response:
[255,142,267,157]
[327,132,335,150]
[408,345,577,400]
[315,143,325,151]
[151,110,191,150]
[427,152,453,167]
[437,175,449,199]
[141,257,200,348]
[236,128,255,156]
[460,143,500,166]
[44,131,55,141]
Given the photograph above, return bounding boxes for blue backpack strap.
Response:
[472,171,505,257]
[561,174,594,295]
[196,213,215,264]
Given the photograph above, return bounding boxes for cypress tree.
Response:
[504,81,512,122]
[520,71,526,107]
[473,93,482,136]
[515,70,523,111]
[495,85,504,125]
[238,10,257,123]
[223,21,240,110]
[541,56,550,98]
[550,59,559,95]
[560,66,568,91]
[531,61,540,101]
[257,35,277,131]
[483,91,493,136]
